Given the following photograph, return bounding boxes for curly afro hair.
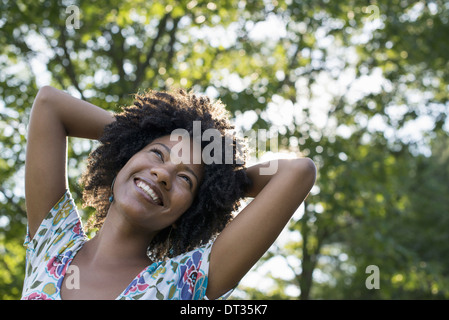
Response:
[80,89,252,261]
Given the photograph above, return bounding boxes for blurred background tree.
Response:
[1,0,448,299]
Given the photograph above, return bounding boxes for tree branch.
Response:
[134,13,170,88]
[103,28,128,96]
[158,17,180,90]
[56,25,85,99]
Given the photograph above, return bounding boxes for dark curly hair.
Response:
[80,89,251,261]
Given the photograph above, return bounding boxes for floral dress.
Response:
[21,190,233,300]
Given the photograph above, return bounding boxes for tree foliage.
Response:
[1,0,448,299]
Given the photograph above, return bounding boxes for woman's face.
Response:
[112,135,204,233]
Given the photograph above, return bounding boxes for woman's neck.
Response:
[84,209,155,267]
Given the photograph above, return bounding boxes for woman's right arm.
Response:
[25,86,115,239]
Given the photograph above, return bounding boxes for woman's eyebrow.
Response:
[152,142,199,184]
[153,142,171,154]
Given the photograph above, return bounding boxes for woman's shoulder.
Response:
[24,189,86,255]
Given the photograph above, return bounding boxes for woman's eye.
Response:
[180,175,192,187]
[150,148,164,161]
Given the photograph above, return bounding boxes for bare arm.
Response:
[25,86,115,239]
[207,158,317,299]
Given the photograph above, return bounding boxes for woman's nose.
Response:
[150,165,172,190]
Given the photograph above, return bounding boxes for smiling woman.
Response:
[79,89,250,262]
[22,86,316,300]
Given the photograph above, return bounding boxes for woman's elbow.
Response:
[293,157,317,187]
[34,86,55,105]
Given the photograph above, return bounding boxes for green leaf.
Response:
[30,280,42,289]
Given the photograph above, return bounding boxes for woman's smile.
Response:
[134,177,164,206]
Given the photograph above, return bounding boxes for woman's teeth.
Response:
[137,181,161,205]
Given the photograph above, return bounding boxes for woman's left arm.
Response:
[207,158,317,299]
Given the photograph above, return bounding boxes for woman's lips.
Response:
[134,178,164,206]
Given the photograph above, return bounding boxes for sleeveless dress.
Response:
[21,190,233,300]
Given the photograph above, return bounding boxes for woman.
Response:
[22,86,316,300]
